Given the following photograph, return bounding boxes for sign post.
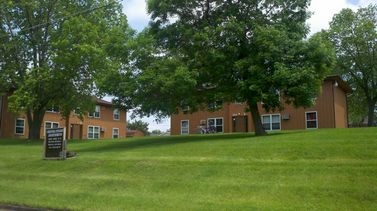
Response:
[43,128,66,160]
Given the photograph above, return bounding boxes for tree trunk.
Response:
[65,114,70,140]
[27,109,45,140]
[248,101,267,136]
[367,101,376,126]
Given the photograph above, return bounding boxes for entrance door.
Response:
[232,116,248,132]
[70,124,83,140]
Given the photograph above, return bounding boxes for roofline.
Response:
[324,75,353,93]
[94,98,113,106]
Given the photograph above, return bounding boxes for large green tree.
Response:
[327,4,377,126]
[0,0,134,139]
[127,120,150,136]
[123,0,334,135]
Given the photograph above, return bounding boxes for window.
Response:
[262,114,281,131]
[74,107,81,115]
[45,122,59,129]
[113,109,120,120]
[46,106,59,113]
[15,118,25,135]
[45,122,59,136]
[113,128,119,138]
[181,120,189,135]
[208,117,223,133]
[208,100,223,110]
[45,121,59,129]
[306,111,318,129]
[89,105,100,118]
[88,126,100,139]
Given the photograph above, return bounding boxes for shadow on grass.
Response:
[0,131,303,153]
[0,139,44,146]
[74,132,295,153]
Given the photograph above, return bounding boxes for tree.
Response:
[327,4,377,126]
[0,0,134,139]
[127,120,150,136]
[123,0,334,135]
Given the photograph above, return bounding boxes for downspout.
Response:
[332,80,336,128]
[346,93,350,128]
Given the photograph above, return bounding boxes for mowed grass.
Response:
[0,128,377,210]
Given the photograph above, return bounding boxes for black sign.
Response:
[44,128,66,160]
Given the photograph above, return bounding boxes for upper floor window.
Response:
[46,106,59,113]
[113,109,120,120]
[208,100,223,111]
[74,107,81,115]
[306,111,318,129]
[15,118,25,135]
[262,114,281,131]
[88,105,100,118]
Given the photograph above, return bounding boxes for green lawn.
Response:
[0,128,377,210]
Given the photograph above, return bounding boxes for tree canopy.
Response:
[127,120,150,136]
[118,0,335,135]
[0,0,134,139]
[327,4,377,126]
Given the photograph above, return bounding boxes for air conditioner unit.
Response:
[282,114,290,120]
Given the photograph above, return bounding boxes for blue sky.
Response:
[347,0,360,5]
[121,0,374,131]
[122,0,374,33]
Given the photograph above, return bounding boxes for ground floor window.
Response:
[181,120,189,135]
[306,111,318,129]
[262,114,281,131]
[88,126,100,139]
[45,121,59,129]
[208,117,223,133]
[15,118,25,135]
[113,128,119,138]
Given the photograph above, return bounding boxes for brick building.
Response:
[0,97,126,140]
[171,76,352,135]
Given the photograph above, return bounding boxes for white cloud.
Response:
[122,0,150,31]
[307,0,358,34]
[359,0,376,6]
[122,0,374,34]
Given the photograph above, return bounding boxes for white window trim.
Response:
[43,121,60,136]
[46,105,60,113]
[181,120,189,135]
[112,128,119,138]
[88,125,100,139]
[88,105,101,118]
[113,109,120,120]
[207,117,224,133]
[15,118,25,135]
[262,114,281,131]
[305,111,318,129]
[45,121,59,129]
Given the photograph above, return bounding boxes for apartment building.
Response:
[171,76,352,135]
[0,97,126,140]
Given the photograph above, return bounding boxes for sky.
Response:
[121,0,375,132]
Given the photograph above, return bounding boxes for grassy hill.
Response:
[0,128,376,210]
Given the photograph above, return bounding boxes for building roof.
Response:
[325,75,353,94]
[94,98,113,106]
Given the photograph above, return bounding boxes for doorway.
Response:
[70,124,83,140]
[232,116,248,132]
